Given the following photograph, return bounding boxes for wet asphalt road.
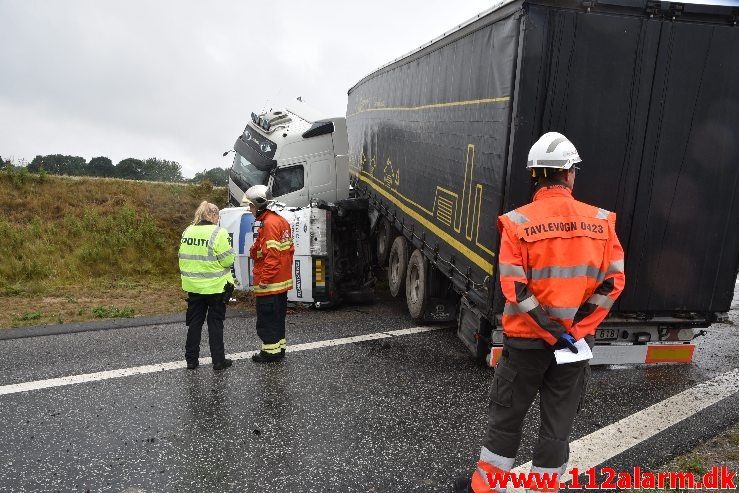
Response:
[0,283,738,493]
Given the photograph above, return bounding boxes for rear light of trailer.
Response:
[645,345,695,364]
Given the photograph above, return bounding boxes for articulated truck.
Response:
[227,0,739,365]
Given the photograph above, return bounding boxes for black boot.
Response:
[451,475,472,493]
[213,358,233,371]
[186,361,199,370]
[251,351,284,363]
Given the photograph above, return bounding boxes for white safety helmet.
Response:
[527,132,581,171]
[241,184,272,209]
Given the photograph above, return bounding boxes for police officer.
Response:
[179,201,236,371]
[241,185,295,363]
[456,133,626,493]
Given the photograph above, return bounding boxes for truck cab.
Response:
[228,102,349,207]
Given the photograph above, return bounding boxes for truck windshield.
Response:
[232,152,269,187]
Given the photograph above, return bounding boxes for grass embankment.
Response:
[0,169,251,329]
[632,421,739,492]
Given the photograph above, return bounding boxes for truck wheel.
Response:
[375,217,395,267]
[405,249,428,321]
[388,236,409,298]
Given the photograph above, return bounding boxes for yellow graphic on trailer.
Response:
[347,96,510,118]
[435,195,454,227]
[383,158,400,188]
[353,143,495,273]
[433,145,494,257]
[348,94,511,274]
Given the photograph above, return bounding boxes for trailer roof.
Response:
[348,0,739,94]
[365,0,518,75]
[348,0,521,94]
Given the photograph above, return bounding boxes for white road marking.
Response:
[386,326,450,336]
[0,326,446,396]
[508,367,739,492]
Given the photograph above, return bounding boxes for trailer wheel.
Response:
[406,249,428,321]
[388,236,409,298]
[375,217,395,267]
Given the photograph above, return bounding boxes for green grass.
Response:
[0,170,232,328]
[14,311,43,321]
[0,171,227,294]
[91,306,135,318]
[728,428,739,447]
[673,454,707,475]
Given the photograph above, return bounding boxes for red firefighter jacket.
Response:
[249,210,295,296]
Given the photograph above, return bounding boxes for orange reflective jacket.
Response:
[497,186,625,344]
[249,210,295,296]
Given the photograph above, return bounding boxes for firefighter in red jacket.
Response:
[456,132,626,493]
[242,185,295,363]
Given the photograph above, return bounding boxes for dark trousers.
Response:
[255,292,288,350]
[185,292,227,365]
[483,346,590,468]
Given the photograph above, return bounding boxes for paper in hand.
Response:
[554,338,593,365]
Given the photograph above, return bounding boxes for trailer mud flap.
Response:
[420,261,459,322]
[423,300,457,322]
[458,298,493,361]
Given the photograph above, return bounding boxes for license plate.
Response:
[596,328,618,340]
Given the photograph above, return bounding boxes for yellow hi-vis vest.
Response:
[178,222,235,294]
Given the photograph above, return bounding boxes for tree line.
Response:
[0,154,228,185]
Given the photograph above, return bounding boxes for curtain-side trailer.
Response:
[346,0,739,365]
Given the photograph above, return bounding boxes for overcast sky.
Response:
[0,0,496,177]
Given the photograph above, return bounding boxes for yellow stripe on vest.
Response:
[265,239,294,251]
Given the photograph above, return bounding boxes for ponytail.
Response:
[192,201,219,225]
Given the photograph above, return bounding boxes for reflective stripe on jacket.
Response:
[250,210,295,296]
[497,186,625,344]
[179,222,235,294]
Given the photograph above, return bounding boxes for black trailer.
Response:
[346,0,739,364]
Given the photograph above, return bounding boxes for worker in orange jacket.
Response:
[242,185,295,363]
[456,132,626,493]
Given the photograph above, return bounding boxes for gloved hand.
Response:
[553,333,579,353]
[222,282,235,304]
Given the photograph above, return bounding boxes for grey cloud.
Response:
[0,0,492,176]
